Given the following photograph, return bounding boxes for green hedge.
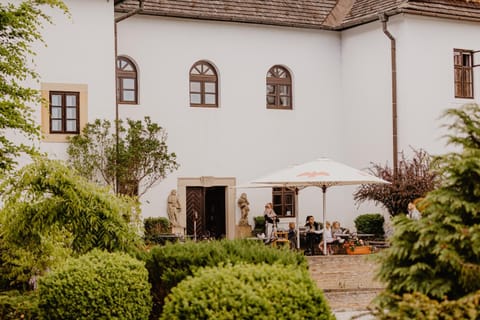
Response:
[0,290,39,320]
[354,213,385,238]
[146,239,307,319]
[144,217,172,245]
[38,250,151,320]
[373,290,480,319]
[161,263,334,320]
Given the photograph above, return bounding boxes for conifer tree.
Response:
[374,104,480,314]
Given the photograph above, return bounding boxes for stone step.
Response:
[306,255,385,311]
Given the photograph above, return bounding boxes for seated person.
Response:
[288,222,297,250]
[304,215,321,255]
[319,221,336,255]
[331,221,348,244]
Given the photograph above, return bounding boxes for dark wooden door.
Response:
[186,186,226,239]
[186,187,204,237]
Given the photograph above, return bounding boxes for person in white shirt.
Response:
[407,202,421,220]
[319,221,335,255]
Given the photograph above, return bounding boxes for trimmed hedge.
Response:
[146,239,307,319]
[38,250,152,320]
[0,290,39,320]
[161,263,334,320]
[354,213,385,238]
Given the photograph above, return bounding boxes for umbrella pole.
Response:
[295,188,300,249]
[322,185,327,255]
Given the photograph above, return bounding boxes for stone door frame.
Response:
[177,176,236,240]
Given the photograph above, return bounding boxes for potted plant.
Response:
[345,238,372,255]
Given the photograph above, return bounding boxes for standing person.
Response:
[264,202,278,243]
[304,215,321,255]
[288,222,297,250]
[407,202,421,220]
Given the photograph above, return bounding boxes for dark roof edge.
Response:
[114,0,128,5]
[114,6,480,31]
[399,8,480,24]
[114,9,336,31]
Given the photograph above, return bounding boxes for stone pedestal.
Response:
[171,225,184,236]
[236,224,252,239]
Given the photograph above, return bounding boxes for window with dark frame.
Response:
[49,91,79,134]
[189,61,218,108]
[454,49,474,99]
[272,187,296,217]
[266,65,292,109]
[116,56,138,104]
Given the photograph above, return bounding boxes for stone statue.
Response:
[237,193,250,226]
[167,189,181,227]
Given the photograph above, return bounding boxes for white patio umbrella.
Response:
[251,158,389,254]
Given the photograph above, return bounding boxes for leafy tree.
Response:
[67,117,179,197]
[353,148,438,216]
[0,0,68,171]
[0,158,142,290]
[373,104,480,316]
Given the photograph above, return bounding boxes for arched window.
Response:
[116,56,138,104]
[266,65,292,109]
[189,61,218,107]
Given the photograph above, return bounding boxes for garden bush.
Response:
[373,290,480,319]
[0,290,39,320]
[38,250,151,320]
[252,215,266,236]
[161,263,334,320]
[145,239,307,319]
[354,213,385,238]
[144,217,171,245]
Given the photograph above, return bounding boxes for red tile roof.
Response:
[114,0,480,29]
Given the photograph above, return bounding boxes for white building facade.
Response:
[16,0,480,238]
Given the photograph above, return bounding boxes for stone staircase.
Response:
[307,255,384,311]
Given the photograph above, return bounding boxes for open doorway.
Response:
[186,186,226,239]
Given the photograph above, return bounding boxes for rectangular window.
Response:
[454,49,474,99]
[272,187,296,217]
[49,91,79,134]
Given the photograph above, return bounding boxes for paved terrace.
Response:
[307,254,384,314]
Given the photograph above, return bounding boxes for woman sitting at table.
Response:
[331,221,348,244]
[319,221,336,255]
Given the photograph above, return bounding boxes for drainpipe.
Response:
[380,14,398,177]
[113,0,144,194]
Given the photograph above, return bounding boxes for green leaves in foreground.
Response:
[0,158,142,289]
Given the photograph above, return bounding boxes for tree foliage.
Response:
[67,117,179,197]
[353,148,438,216]
[0,158,142,289]
[0,0,68,171]
[372,104,480,316]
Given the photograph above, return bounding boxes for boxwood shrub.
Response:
[161,263,334,320]
[354,213,385,238]
[0,290,39,320]
[146,239,307,319]
[38,250,151,320]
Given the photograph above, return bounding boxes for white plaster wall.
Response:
[33,0,116,158]
[339,18,398,227]
[341,14,480,225]
[116,16,343,226]
[396,15,480,156]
